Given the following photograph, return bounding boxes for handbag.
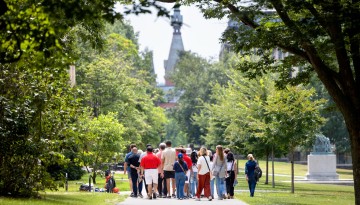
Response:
[233,179,238,187]
[203,156,213,179]
[179,162,188,181]
[212,156,224,176]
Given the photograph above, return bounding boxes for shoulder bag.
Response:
[179,162,188,181]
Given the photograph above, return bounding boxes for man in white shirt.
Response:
[161,140,176,198]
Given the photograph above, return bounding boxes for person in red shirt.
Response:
[140,146,162,200]
[181,149,192,198]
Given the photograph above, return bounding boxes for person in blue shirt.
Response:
[173,153,188,200]
[124,144,136,197]
[245,154,257,197]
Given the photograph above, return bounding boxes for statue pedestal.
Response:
[306,154,339,181]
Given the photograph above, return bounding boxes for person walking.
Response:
[209,155,215,199]
[212,145,227,200]
[161,140,176,198]
[140,146,162,200]
[194,147,212,201]
[245,154,257,197]
[226,152,237,199]
[190,150,198,198]
[173,153,188,200]
[156,142,166,198]
[180,149,192,198]
[124,144,136,197]
[127,147,143,198]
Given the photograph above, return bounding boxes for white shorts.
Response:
[185,170,190,184]
[144,169,158,185]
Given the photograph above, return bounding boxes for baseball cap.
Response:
[178,153,183,159]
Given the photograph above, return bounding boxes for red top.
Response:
[183,155,192,171]
[140,152,161,169]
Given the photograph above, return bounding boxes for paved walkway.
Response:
[117,189,248,205]
[118,195,248,205]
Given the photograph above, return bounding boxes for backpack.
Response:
[254,166,262,181]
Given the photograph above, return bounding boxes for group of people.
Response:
[123,141,258,200]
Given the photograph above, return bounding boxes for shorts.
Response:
[185,170,190,184]
[127,171,131,179]
[164,170,175,179]
[144,169,158,185]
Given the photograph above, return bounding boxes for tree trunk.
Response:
[272,145,275,188]
[265,152,269,184]
[347,121,360,205]
[92,172,97,184]
[291,149,295,193]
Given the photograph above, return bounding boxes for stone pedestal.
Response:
[306,154,339,181]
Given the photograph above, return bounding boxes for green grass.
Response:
[0,161,355,205]
[0,193,126,205]
[235,160,354,205]
[0,172,130,205]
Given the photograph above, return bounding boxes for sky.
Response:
[119,3,228,85]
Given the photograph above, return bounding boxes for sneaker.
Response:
[172,194,176,198]
[167,195,171,199]
[162,195,167,198]
[208,196,212,201]
[147,193,153,200]
[153,192,157,199]
[139,193,143,198]
[132,195,137,198]
[195,197,200,201]
[180,198,183,200]
[218,197,223,200]
[130,192,134,197]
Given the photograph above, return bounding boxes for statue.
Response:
[307,133,339,180]
[312,134,332,154]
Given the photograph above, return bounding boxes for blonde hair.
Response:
[199,147,208,156]
[216,145,224,161]
[247,154,254,161]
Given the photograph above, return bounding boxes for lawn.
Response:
[0,172,129,205]
[0,161,355,205]
[235,160,354,205]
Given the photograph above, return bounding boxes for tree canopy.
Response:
[153,0,360,203]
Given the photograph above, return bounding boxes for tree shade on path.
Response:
[117,196,248,205]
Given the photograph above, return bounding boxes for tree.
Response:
[0,0,122,64]
[196,69,324,192]
[309,76,350,153]
[75,22,166,147]
[0,49,81,197]
[264,86,325,193]
[164,118,188,147]
[76,113,126,184]
[171,51,230,144]
[151,0,360,202]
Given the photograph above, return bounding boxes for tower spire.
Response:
[164,7,184,86]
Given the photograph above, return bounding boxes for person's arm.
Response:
[211,155,216,171]
[123,163,127,175]
[245,163,248,181]
[197,164,202,180]
[234,161,238,179]
[161,157,165,178]
[124,155,129,174]
[140,166,144,177]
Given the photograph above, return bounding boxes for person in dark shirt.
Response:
[245,154,257,197]
[127,147,143,198]
[173,153,188,200]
